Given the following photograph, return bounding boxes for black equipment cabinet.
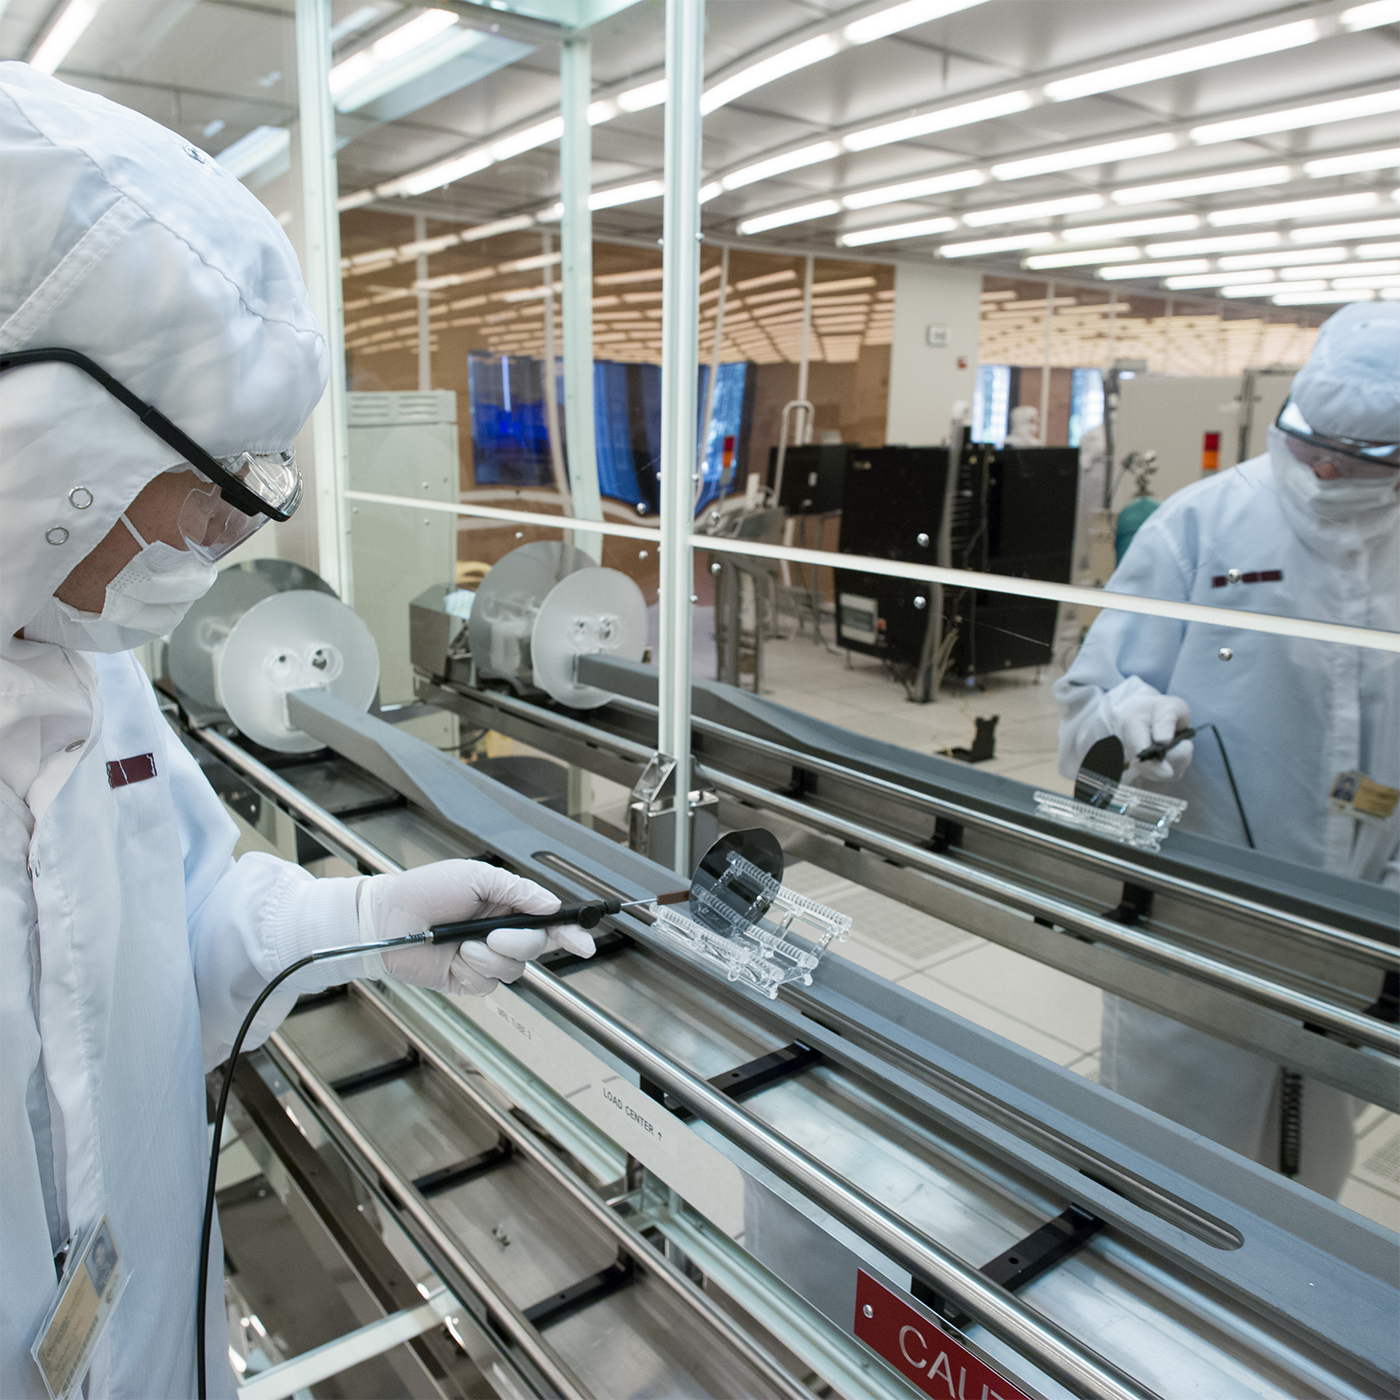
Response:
[834,446,949,665]
[767,442,854,515]
[944,443,1077,678]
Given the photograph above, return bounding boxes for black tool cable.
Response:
[195,896,646,1397]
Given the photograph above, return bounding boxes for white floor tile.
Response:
[919,942,1104,1054]
[896,972,1088,1067]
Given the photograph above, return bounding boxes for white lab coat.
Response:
[1055,451,1399,1196]
[1,652,367,1398]
[1,64,340,1396]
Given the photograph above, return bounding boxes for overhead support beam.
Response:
[657,0,705,876]
[560,30,604,562]
[296,0,353,601]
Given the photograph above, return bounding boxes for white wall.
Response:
[884,260,982,447]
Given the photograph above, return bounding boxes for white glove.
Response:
[1118,693,1194,784]
[358,860,593,997]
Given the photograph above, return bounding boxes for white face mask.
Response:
[1268,426,1400,524]
[24,513,217,653]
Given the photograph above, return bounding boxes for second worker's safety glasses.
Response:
[0,346,303,560]
[1275,396,1399,479]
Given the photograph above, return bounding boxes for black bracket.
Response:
[327,794,408,821]
[1365,969,1400,1024]
[330,1047,421,1097]
[539,929,634,977]
[912,1205,1104,1330]
[1102,882,1154,926]
[288,985,349,1016]
[929,817,963,854]
[788,765,818,799]
[641,1042,823,1124]
[523,1256,635,1330]
[413,1139,514,1198]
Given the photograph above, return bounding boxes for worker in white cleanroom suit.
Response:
[1056,302,1399,1197]
[0,65,590,1398]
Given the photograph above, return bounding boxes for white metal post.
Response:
[560,32,603,563]
[540,230,572,513]
[1039,276,1053,445]
[658,0,704,876]
[696,243,728,505]
[296,0,352,600]
[796,253,814,417]
[415,213,431,391]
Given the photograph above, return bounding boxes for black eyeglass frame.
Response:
[1273,396,1400,466]
[0,346,299,522]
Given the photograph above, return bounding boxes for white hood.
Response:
[0,62,327,814]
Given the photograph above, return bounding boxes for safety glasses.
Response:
[0,347,303,556]
[1275,397,1399,478]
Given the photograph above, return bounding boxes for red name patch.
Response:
[854,1271,1032,1400]
[106,753,157,789]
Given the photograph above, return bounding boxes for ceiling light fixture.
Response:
[1217,246,1346,269]
[842,0,983,44]
[1044,19,1317,103]
[1113,166,1289,204]
[1291,217,1400,241]
[1024,247,1143,269]
[617,78,668,112]
[991,133,1178,181]
[1341,0,1400,28]
[842,90,1032,152]
[939,232,1056,257]
[1163,270,1277,289]
[702,34,843,114]
[1283,259,1399,278]
[329,9,470,112]
[842,168,984,208]
[739,200,843,235]
[590,179,665,210]
[838,215,959,246]
[1357,241,1400,257]
[1208,193,1381,226]
[722,141,842,190]
[961,193,1105,226]
[1062,215,1201,242]
[1274,289,1376,304]
[1146,232,1282,257]
[492,117,564,162]
[1099,259,1211,279]
[1192,89,1400,145]
[29,0,105,74]
[1304,147,1400,178]
[215,126,291,180]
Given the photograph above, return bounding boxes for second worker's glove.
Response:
[358,860,593,997]
[1117,693,1194,784]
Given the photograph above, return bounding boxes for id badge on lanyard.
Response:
[31,1216,130,1400]
[1329,770,1400,824]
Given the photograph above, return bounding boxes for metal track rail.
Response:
[703,765,1399,1055]
[198,726,1159,1400]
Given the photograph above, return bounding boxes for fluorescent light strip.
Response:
[1274,289,1376,303]
[1358,241,1400,257]
[1024,247,1143,269]
[1332,272,1400,287]
[842,168,984,208]
[843,0,983,44]
[739,200,842,235]
[939,232,1056,257]
[1286,259,1399,278]
[1222,281,1325,297]
[1099,259,1210,279]
[843,90,1032,152]
[701,34,843,114]
[722,140,841,190]
[29,0,103,73]
[1342,0,1400,28]
[961,193,1104,227]
[590,179,665,210]
[1304,147,1400,178]
[1146,233,1281,257]
[1045,19,1317,103]
[1062,216,1201,242]
[1113,166,1289,204]
[215,126,291,180]
[1208,193,1381,227]
[991,132,1177,181]
[1218,246,1346,269]
[330,9,460,107]
[1193,89,1400,145]
[1164,270,1276,289]
[837,215,958,247]
[1292,218,1400,242]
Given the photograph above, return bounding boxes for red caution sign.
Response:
[853,1271,1032,1400]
